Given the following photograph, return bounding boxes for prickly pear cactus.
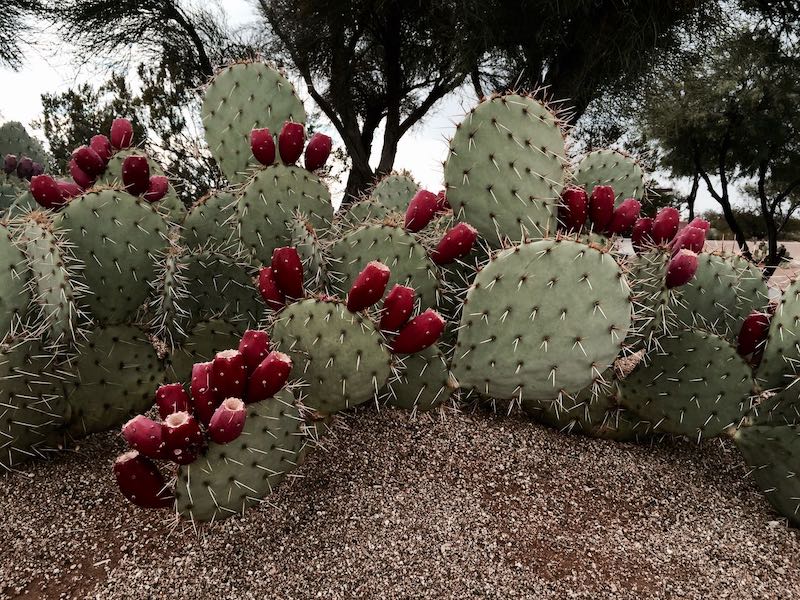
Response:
[167,318,245,382]
[387,345,455,412]
[758,280,800,391]
[451,239,632,402]
[626,249,673,347]
[290,217,329,289]
[369,173,418,212]
[0,121,49,166]
[0,222,30,340]
[202,62,306,183]
[443,94,566,246]
[341,199,390,227]
[573,149,645,203]
[181,190,236,250]
[175,390,308,522]
[754,387,800,426]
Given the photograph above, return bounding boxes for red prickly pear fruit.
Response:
[30,175,65,209]
[380,284,416,332]
[110,118,134,150]
[143,175,169,202]
[121,414,164,458]
[435,190,451,212]
[161,411,205,465]
[608,198,642,235]
[31,162,44,176]
[737,311,771,360]
[431,222,479,265]
[688,217,710,231]
[190,361,218,426]
[559,187,589,232]
[250,127,276,166]
[304,132,332,171]
[113,451,172,509]
[631,217,654,252]
[208,397,247,444]
[69,159,95,189]
[271,246,304,299]
[346,260,391,312]
[671,225,706,254]
[278,121,305,165]
[90,134,113,164]
[258,266,287,311]
[16,156,34,180]
[588,186,615,232]
[155,383,192,419]
[56,179,82,200]
[391,309,445,354]
[404,190,439,233]
[3,154,16,174]
[72,145,105,177]
[666,249,699,288]
[652,207,680,243]
[247,351,293,404]
[121,155,150,196]
[210,349,248,402]
[238,329,271,374]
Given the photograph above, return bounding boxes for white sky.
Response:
[0,0,727,214]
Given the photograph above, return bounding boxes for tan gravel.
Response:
[2,406,800,600]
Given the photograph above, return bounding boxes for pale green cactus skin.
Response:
[340,199,390,227]
[573,149,645,203]
[0,121,49,166]
[181,190,237,250]
[626,249,673,348]
[0,178,25,213]
[0,222,30,340]
[290,217,329,289]
[443,94,566,246]
[369,173,419,212]
[754,387,800,426]
[758,280,800,391]
[168,319,245,382]
[387,344,454,412]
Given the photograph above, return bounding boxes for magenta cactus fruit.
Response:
[121,415,164,458]
[31,162,44,176]
[113,451,172,509]
[238,329,271,374]
[56,178,83,200]
[190,361,218,426]
[346,261,391,312]
[69,158,95,189]
[16,156,34,180]
[3,154,16,174]
[391,309,445,354]
[207,397,247,444]
[737,311,771,360]
[304,132,332,171]
[210,349,248,401]
[110,118,134,150]
[271,246,304,299]
[688,217,710,231]
[404,189,438,233]
[161,411,204,465]
[30,175,65,209]
[143,175,169,202]
[72,145,105,177]
[250,127,276,166]
[121,155,150,196]
[155,383,192,419]
[380,284,416,332]
[631,217,654,251]
[258,266,287,311]
[588,186,615,232]
[436,190,451,212]
[608,198,642,235]
[431,222,479,265]
[671,225,706,254]
[90,134,113,164]
[278,121,305,165]
[666,249,699,288]
[559,187,589,232]
[247,351,293,404]
[652,207,680,243]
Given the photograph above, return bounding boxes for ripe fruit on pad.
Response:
[560,187,589,232]
[652,207,680,243]
[211,349,248,401]
[72,145,105,176]
[208,397,247,444]
[155,383,192,419]
[380,284,416,332]
[271,246,304,299]
[247,351,293,404]
[143,175,169,202]
[391,309,445,354]
[110,118,134,150]
[258,266,287,310]
[122,415,164,458]
[162,411,204,465]
[588,186,615,231]
[30,175,64,209]
[666,249,699,288]
[238,330,271,373]
[304,132,332,171]
[121,155,150,196]
[430,223,478,265]
[405,190,438,233]
[251,127,276,166]
[608,198,641,235]
[113,451,171,509]
[190,361,218,426]
[278,121,305,165]
[346,261,391,312]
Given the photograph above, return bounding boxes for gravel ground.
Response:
[2,406,800,600]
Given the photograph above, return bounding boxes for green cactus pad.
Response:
[341,199,390,227]
[619,329,753,439]
[290,217,329,289]
[0,121,49,166]
[0,222,30,340]
[202,62,306,183]
[626,249,674,346]
[64,324,164,437]
[387,345,454,412]
[754,387,800,426]
[175,390,308,522]
[6,191,38,218]
[271,298,393,414]
[167,319,245,382]
[0,177,26,213]
[573,149,645,203]
[451,239,631,402]
[758,280,800,391]
[0,338,68,470]
[56,189,169,324]
[734,424,800,526]
[369,173,419,212]
[328,223,440,308]
[235,164,332,265]
[443,94,566,246]
[181,191,237,250]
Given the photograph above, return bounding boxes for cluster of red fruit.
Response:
[29,118,169,210]
[250,122,332,170]
[3,153,44,180]
[113,329,292,509]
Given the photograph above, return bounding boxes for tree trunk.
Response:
[757,161,781,280]
[687,171,699,221]
[343,160,376,204]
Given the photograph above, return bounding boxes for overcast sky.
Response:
[0,0,724,213]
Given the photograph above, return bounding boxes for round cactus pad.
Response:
[758,278,800,391]
[168,319,245,382]
[0,121,49,166]
[271,298,392,413]
[202,62,306,183]
[451,239,631,401]
[341,199,390,227]
[0,223,30,339]
[181,191,237,250]
[619,329,753,439]
[369,173,419,212]
[388,344,454,412]
[573,149,645,203]
[443,94,566,245]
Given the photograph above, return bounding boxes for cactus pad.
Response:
[341,199,390,227]
[451,239,632,401]
[0,222,30,340]
[758,279,800,390]
[387,345,454,412]
[369,173,418,212]
[181,191,236,250]
[168,319,245,382]
[0,121,49,166]
[573,149,645,203]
